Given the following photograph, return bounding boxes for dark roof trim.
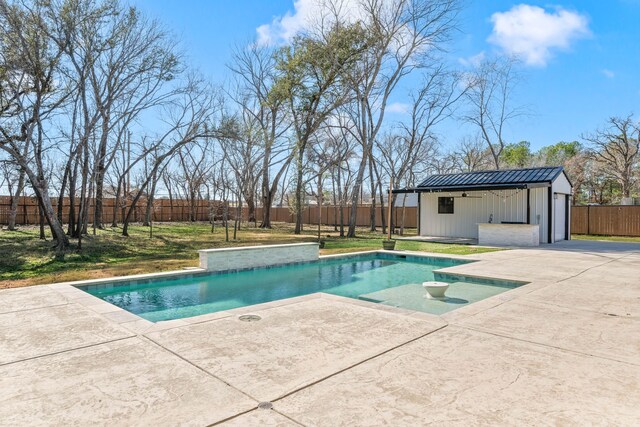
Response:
[392,182,548,194]
[414,166,566,192]
[392,188,419,194]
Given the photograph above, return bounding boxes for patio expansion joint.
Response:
[139,334,262,404]
[456,324,640,368]
[204,321,452,426]
[519,296,639,319]
[269,322,450,405]
[0,301,69,316]
[0,335,134,368]
[554,253,634,284]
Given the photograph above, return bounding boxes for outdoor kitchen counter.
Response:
[477,223,540,247]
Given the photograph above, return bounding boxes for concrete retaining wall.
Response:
[198,243,320,272]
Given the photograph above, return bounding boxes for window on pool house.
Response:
[438,196,454,214]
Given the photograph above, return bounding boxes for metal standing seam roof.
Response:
[414,166,565,191]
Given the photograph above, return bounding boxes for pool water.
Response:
[80,254,525,322]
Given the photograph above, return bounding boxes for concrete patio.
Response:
[1,240,639,426]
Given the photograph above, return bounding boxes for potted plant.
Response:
[318,239,326,249]
[382,239,396,250]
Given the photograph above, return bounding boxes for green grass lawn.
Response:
[0,222,501,288]
[572,234,640,243]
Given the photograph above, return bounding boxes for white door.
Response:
[554,194,566,241]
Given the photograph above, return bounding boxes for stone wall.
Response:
[198,243,320,272]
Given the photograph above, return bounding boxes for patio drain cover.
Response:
[239,314,262,322]
[258,402,273,410]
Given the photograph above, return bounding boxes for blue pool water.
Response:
[80,254,525,322]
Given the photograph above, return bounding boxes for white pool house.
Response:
[395,167,573,246]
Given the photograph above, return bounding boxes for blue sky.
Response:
[131,0,639,151]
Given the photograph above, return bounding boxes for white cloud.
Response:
[488,4,591,67]
[256,0,364,46]
[458,51,486,67]
[601,69,615,79]
[386,102,410,114]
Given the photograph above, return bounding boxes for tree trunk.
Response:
[336,165,344,237]
[331,170,338,232]
[122,193,141,237]
[38,203,46,240]
[93,117,111,230]
[7,170,25,231]
[372,160,386,235]
[67,163,77,236]
[144,195,153,227]
[261,191,273,229]
[188,187,197,222]
[244,193,256,223]
[347,154,368,238]
[94,172,105,229]
[368,159,376,232]
[316,174,323,241]
[224,200,229,242]
[83,169,94,236]
[144,170,159,227]
[378,179,386,235]
[233,193,240,240]
[294,153,304,234]
[27,173,69,259]
[75,140,90,237]
[400,194,407,236]
[111,176,123,227]
[57,162,71,225]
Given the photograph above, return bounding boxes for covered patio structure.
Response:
[394,166,573,246]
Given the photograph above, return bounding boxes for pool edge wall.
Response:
[198,243,320,272]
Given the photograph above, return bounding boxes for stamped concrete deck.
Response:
[1,240,639,426]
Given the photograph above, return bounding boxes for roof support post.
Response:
[547,187,553,244]
[526,188,531,225]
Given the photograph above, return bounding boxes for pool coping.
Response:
[46,248,536,333]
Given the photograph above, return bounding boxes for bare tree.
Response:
[325,119,357,236]
[583,115,639,199]
[121,76,221,236]
[0,0,75,258]
[57,1,180,230]
[343,0,461,237]
[455,134,492,172]
[228,44,292,228]
[174,140,215,221]
[218,108,263,227]
[272,22,368,234]
[463,56,525,169]
[0,158,25,230]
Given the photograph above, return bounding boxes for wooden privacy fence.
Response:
[0,196,418,228]
[0,196,222,225]
[249,206,418,228]
[572,205,640,237]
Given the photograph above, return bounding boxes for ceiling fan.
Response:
[452,192,482,199]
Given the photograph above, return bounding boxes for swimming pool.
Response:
[80,253,525,322]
